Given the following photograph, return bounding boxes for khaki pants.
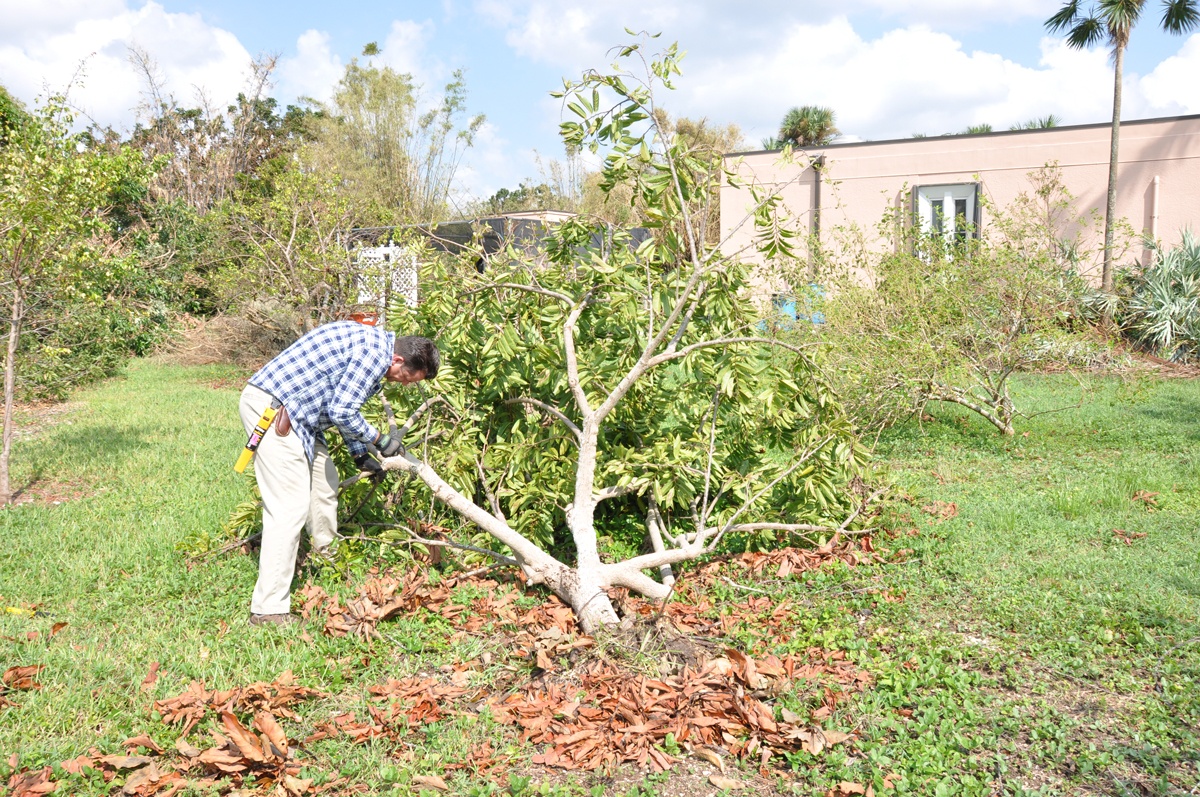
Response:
[239,385,338,615]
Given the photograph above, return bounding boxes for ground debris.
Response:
[0,665,44,709]
[291,549,876,773]
[7,700,339,797]
[152,670,324,737]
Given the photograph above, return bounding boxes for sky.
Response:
[2,0,1198,204]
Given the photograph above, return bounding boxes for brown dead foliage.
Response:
[152,670,324,737]
[692,538,884,582]
[8,674,338,797]
[298,543,878,773]
[921,501,958,522]
[0,665,44,708]
[497,652,863,772]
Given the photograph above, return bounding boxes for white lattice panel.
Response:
[355,244,419,322]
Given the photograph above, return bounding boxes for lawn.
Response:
[0,361,1197,796]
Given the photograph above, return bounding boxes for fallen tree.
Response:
[372,36,868,631]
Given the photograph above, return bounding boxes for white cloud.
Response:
[678,20,1116,141]
[475,0,1066,77]
[380,19,435,75]
[277,29,343,105]
[856,0,1060,25]
[486,6,1198,149]
[1137,32,1200,115]
[0,0,127,45]
[676,21,1196,144]
[454,120,542,201]
[0,1,251,131]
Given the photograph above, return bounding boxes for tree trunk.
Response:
[645,494,675,587]
[548,567,621,633]
[1102,42,1124,296]
[384,452,630,633]
[1,290,23,505]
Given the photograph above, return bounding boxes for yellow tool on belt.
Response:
[235,399,282,473]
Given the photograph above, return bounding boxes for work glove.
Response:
[375,433,406,458]
[353,453,386,484]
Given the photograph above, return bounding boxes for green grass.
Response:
[846,373,1200,795]
[1,363,1198,795]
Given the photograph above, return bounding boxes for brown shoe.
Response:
[249,613,300,627]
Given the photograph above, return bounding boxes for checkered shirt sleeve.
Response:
[248,321,396,462]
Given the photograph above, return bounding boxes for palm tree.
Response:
[960,123,994,134]
[1010,114,1062,130]
[778,106,839,147]
[1046,0,1199,294]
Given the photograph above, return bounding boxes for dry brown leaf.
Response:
[174,738,201,758]
[121,761,162,795]
[220,712,265,763]
[253,712,289,757]
[708,775,744,791]
[2,665,44,690]
[412,775,448,791]
[274,775,314,796]
[921,501,958,521]
[122,735,164,754]
[822,729,851,746]
[834,783,865,796]
[693,748,724,772]
[97,755,153,770]
[139,662,161,693]
[50,622,68,637]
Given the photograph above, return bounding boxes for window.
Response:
[914,183,980,245]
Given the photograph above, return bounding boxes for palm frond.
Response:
[1066,16,1109,46]
[1162,0,1200,32]
[1047,0,1085,31]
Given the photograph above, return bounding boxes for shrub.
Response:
[1113,229,1200,362]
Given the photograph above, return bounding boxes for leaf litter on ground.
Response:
[300,540,881,773]
[6,540,885,794]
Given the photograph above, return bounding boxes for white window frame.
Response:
[912,183,981,245]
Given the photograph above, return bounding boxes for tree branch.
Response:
[648,336,820,368]
[563,295,593,416]
[461,282,574,305]
[593,480,647,502]
[504,397,581,442]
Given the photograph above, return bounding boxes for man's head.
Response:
[386,336,440,384]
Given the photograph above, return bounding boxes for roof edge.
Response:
[726,112,1200,158]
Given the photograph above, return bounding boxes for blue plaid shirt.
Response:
[249,321,396,463]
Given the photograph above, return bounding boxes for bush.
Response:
[807,166,1094,436]
[1108,229,1200,362]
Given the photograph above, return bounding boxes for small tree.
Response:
[372,37,866,632]
[217,161,362,343]
[304,51,484,225]
[0,95,146,503]
[815,166,1092,437]
[1046,0,1199,294]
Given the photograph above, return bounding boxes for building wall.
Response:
[720,115,1200,277]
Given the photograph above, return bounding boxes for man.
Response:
[237,320,439,627]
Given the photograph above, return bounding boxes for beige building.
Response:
[720,114,1200,275]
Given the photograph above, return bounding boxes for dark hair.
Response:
[394,336,440,379]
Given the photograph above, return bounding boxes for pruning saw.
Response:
[235,398,282,473]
